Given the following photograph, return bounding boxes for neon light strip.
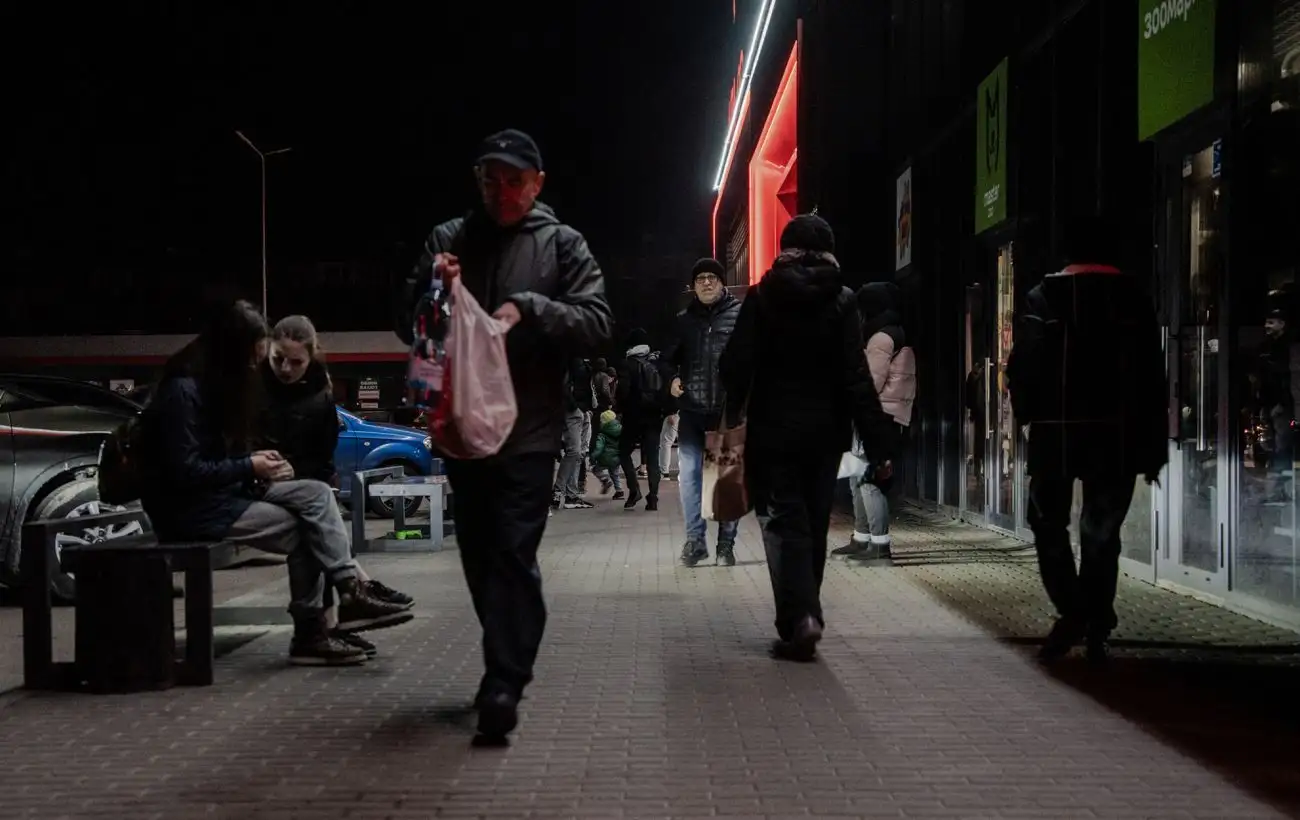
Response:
[711,0,778,191]
[712,90,751,257]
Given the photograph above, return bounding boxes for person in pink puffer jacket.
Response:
[835,282,916,562]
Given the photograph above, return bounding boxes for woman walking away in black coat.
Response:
[256,315,416,660]
[720,214,897,662]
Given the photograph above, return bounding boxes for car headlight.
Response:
[423,436,432,451]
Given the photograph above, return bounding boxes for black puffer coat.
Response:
[254,360,338,484]
[719,251,897,463]
[664,291,740,421]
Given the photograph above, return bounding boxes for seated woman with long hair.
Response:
[137,301,411,667]
[257,314,415,659]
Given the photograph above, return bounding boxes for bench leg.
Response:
[75,554,175,693]
[20,528,54,689]
[181,567,215,686]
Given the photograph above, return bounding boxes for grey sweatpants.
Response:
[225,479,359,621]
[850,473,890,544]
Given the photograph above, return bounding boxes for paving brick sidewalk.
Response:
[0,486,1298,819]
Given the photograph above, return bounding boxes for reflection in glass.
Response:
[1233,95,1300,607]
[964,285,987,514]
[1121,476,1155,565]
[1174,145,1224,578]
[992,244,1019,527]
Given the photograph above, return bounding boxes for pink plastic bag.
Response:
[430,277,518,458]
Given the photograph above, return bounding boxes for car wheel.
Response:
[366,462,424,519]
[32,478,150,602]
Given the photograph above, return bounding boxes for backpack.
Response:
[571,360,597,412]
[98,414,145,505]
[633,356,665,411]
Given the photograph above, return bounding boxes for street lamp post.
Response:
[235,130,292,315]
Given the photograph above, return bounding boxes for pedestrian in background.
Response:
[663,257,743,567]
[720,215,896,661]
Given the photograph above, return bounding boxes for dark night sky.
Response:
[6,2,735,332]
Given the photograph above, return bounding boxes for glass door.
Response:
[989,243,1021,532]
[1163,141,1228,594]
[963,284,988,516]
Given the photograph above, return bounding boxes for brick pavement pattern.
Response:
[0,486,1295,819]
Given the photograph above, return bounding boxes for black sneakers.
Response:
[331,629,378,659]
[831,540,868,557]
[289,632,368,666]
[716,541,736,567]
[475,691,519,745]
[365,579,414,609]
[335,577,416,633]
[680,540,709,567]
[563,496,594,509]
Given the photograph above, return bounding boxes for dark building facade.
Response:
[711,0,1300,626]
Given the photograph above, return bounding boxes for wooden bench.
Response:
[20,510,268,693]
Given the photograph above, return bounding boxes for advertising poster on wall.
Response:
[357,377,381,410]
[895,167,913,271]
[975,58,1009,234]
[1138,0,1217,141]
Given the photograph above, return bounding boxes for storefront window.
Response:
[1233,42,1300,608]
[1177,146,1223,577]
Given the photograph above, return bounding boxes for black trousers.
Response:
[618,419,662,503]
[1027,473,1137,636]
[445,452,553,700]
[750,451,841,640]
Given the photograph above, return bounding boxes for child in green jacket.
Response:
[590,409,625,499]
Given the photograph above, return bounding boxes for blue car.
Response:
[334,408,434,518]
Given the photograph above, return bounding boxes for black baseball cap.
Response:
[476,129,543,172]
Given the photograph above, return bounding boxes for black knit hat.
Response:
[624,327,650,349]
[780,213,835,254]
[690,257,725,282]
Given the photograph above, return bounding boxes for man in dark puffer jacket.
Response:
[663,258,742,567]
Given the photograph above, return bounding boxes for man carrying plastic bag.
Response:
[395,129,613,745]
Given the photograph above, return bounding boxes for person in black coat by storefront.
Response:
[720,214,897,662]
[1007,217,1167,663]
[662,257,743,567]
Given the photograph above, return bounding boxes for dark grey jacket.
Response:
[395,204,613,457]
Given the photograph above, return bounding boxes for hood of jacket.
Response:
[858,282,903,339]
[600,416,623,437]
[757,251,845,324]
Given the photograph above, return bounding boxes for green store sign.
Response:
[1138,0,1216,141]
[975,58,1009,234]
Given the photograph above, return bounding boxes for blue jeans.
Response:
[678,411,740,544]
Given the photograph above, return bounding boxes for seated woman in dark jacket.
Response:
[256,315,415,659]
[719,214,897,662]
[138,301,411,667]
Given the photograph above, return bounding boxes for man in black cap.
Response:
[662,258,743,566]
[395,129,613,744]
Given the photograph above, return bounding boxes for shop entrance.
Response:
[1157,137,1230,596]
[961,242,1025,534]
